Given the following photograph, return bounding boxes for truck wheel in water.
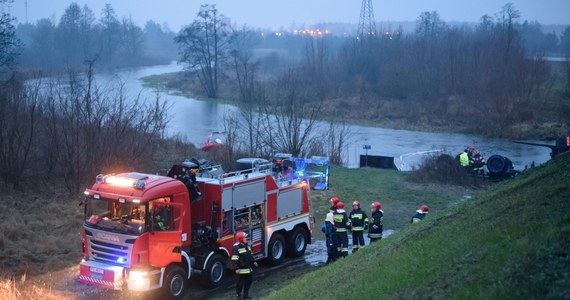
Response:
[267,233,285,266]
[286,227,307,258]
[162,265,187,300]
[201,253,225,288]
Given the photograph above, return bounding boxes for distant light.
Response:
[133,199,141,203]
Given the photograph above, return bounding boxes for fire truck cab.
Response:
[79,160,312,298]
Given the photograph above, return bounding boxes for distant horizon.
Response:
[7,0,570,32]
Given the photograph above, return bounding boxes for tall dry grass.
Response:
[0,191,83,279]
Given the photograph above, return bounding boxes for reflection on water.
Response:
[95,62,552,171]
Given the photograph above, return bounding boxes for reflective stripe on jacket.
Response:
[232,242,255,273]
[333,210,351,232]
[349,208,368,231]
[368,209,383,238]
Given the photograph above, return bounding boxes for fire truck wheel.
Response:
[267,233,285,266]
[201,253,225,288]
[162,265,187,300]
[286,227,308,258]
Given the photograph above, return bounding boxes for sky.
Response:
[6,0,570,32]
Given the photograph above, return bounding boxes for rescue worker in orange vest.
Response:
[368,201,384,243]
[411,205,429,223]
[349,200,368,253]
[232,232,257,299]
[333,201,351,257]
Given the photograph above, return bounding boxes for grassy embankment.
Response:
[263,154,570,299]
[216,165,474,299]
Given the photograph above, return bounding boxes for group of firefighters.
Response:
[322,197,429,263]
[230,198,430,298]
[459,146,485,170]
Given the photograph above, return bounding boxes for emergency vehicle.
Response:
[79,159,312,299]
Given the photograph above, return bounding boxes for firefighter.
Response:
[232,232,257,299]
[411,205,429,223]
[467,146,475,160]
[472,150,485,174]
[329,196,340,213]
[368,201,384,243]
[333,201,351,257]
[322,212,338,263]
[349,200,368,253]
[153,206,170,231]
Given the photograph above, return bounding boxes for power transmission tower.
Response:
[357,0,377,38]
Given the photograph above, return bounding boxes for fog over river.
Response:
[96,62,552,171]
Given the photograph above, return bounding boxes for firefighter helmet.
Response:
[352,200,360,207]
[371,201,381,210]
[336,202,345,209]
[420,205,429,212]
[235,231,248,243]
[330,196,340,205]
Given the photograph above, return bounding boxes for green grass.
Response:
[264,155,570,299]
[309,165,473,239]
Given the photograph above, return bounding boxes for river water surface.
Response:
[95,62,552,170]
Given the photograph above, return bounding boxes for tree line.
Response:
[0,1,170,191]
[176,3,570,149]
[15,2,177,70]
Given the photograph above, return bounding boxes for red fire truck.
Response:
[79,159,312,298]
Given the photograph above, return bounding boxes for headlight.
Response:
[129,270,148,281]
[128,269,151,291]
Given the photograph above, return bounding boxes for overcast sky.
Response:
[7,0,570,31]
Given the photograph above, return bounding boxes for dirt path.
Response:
[18,234,396,299]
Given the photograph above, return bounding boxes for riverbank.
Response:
[140,67,570,140]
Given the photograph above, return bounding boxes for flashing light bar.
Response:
[103,175,146,189]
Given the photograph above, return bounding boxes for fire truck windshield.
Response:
[84,198,148,235]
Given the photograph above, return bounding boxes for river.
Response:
[95,62,552,171]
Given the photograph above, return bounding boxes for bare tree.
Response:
[176,4,229,98]
[43,62,168,192]
[0,77,41,188]
[261,69,322,156]
[120,16,144,59]
[561,25,570,96]
[0,0,20,75]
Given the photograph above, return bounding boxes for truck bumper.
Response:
[80,260,162,292]
[79,260,125,290]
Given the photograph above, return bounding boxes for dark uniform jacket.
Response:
[349,208,368,231]
[333,210,351,232]
[232,242,255,274]
[411,211,427,223]
[368,210,384,239]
